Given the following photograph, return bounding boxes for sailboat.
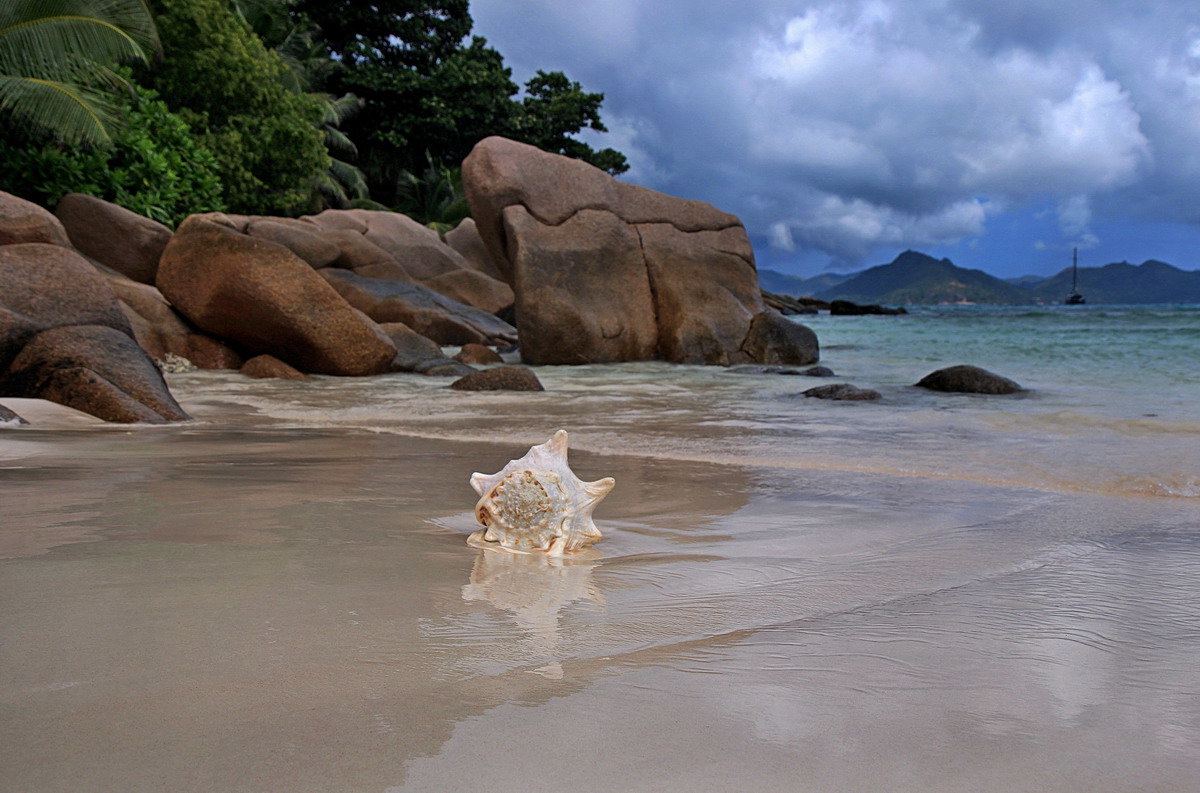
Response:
[1065,247,1086,305]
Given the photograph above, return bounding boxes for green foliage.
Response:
[299,1,628,204]
[392,156,470,234]
[146,0,329,215]
[0,80,224,225]
[511,70,628,174]
[0,0,159,145]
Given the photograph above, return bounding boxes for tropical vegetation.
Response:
[0,0,628,224]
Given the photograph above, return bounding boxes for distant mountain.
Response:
[1026,260,1200,304]
[1004,274,1049,287]
[758,268,854,296]
[816,250,1030,305]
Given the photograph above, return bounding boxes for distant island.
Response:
[761,250,1200,305]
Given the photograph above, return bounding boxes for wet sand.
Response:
[2,408,1198,792]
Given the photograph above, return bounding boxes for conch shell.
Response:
[469,430,615,555]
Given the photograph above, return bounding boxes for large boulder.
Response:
[915,365,1024,395]
[320,269,517,347]
[157,217,396,376]
[0,192,72,247]
[54,193,172,283]
[0,243,188,423]
[463,136,808,365]
[421,268,514,314]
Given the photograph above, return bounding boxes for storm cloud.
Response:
[471,0,1200,273]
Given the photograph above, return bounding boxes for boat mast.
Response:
[1072,247,1078,292]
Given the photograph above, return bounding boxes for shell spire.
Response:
[469,430,615,555]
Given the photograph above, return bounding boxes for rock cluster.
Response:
[1,145,828,423]
[463,136,818,366]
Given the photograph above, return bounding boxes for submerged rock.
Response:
[802,383,881,401]
[915,365,1023,394]
[451,365,544,391]
[241,354,308,380]
[454,343,504,365]
[829,300,907,316]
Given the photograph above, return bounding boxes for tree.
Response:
[296,0,627,203]
[0,0,159,145]
[512,71,627,174]
[145,0,329,215]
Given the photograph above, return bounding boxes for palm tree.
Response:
[0,0,159,146]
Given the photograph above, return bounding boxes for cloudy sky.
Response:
[471,0,1200,278]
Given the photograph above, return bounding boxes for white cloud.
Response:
[471,0,1200,265]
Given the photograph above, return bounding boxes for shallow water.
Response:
[2,305,1199,792]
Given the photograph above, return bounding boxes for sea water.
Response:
[1,304,1198,792]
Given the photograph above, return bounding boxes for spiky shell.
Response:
[469,430,614,555]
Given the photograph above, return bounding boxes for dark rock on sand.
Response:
[802,383,881,401]
[55,193,172,283]
[454,343,504,365]
[463,136,808,366]
[157,217,396,376]
[321,268,517,347]
[829,300,907,316]
[241,354,308,380]
[0,403,27,424]
[0,191,72,247]
[915,365,1023,394]
[450,365,544,391]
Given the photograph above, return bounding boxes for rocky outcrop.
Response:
[462,136,813,366]
[829,300,907,316]
[802,383,881,401]
[54,193,172,283]
[450,365,544,391]
[157,217,396,376]
[762,290,820,315]
[241,354,308,379]
[915,365,1023,394]
[320,269,517,347]
[0,191,72,247]
[0,243,188,422]
[454,343,504,365]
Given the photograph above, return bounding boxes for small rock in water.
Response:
[454,343,504,365]
[801,365,835,377]
[240,354,308,380]
[727,364,803,375]
[915,365,1023,394]
[451,365,544,391]
[802,383,881,401]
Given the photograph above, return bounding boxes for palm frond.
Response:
[0,0,159,77]
[0,73,117,144]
